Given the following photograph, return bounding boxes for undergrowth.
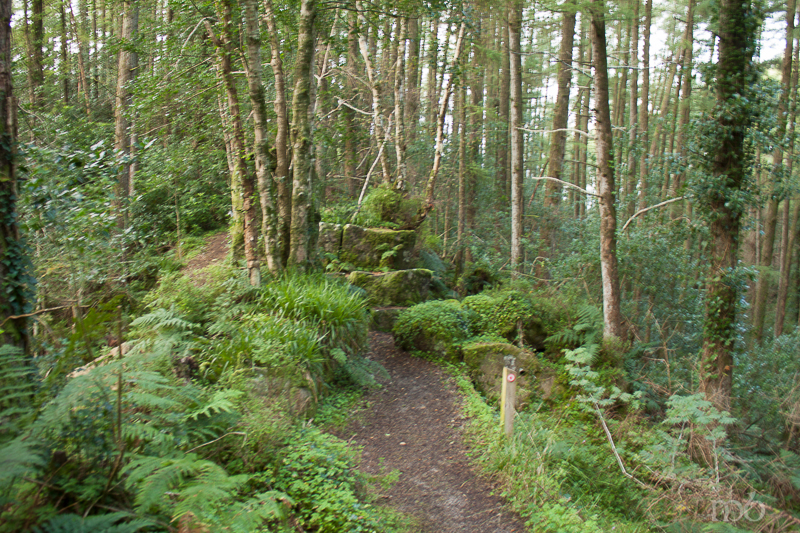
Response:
[0,267,406,532]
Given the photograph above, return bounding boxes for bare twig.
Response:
[529,176,599,197]
[1,305,71,325]
[621,196,686,232]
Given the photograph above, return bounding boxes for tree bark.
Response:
[263,0,292,266]
[670,0,695,217]
[497,12,511,204]
[590,0,623,340]
[625,0,639,219]
[509,0,524,275]
[243,0,280,279]
[114,0,138,228]
[541,3,576,263]
[0,0,28,351]
[637,0,652,213]
[60,0,70,104]
[288,0,316,269]
[405,16,421,151]
[699,0,754,413]
[344,9,360,197]
[204,6,257,271]
[394,17,408,190]
[753,0,796,343]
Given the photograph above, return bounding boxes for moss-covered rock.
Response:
[392,300,471,362]
[370,307,405,333]
[318,222,343,256]
[461,341,557,409]
[340,224,417,270]
[462,290,573,351]
[347,269,431,307]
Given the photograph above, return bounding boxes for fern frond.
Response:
[0,437,46,488]
[0,344,38,438]
[130,307,198,334]
[32,512,152,533]
[184,389,243,421]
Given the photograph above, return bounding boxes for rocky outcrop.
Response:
[461,341,558,409]
[340,224,417,270]
[347,269,431,307]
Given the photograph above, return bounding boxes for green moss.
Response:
[347,269,431,307]
[463,290,576,352]
[340,225,417,270]
[392,300,473,361]
[357,184,423,228]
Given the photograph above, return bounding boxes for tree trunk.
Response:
[590,0,622,340]
[541,3,576,263]
[114,0,138,228]
[699,0,754,413]
[394,17,408,190]
[497,13,511,204]
[625,0,639,219]
[509,0,524,275]
[288,0,316,269]
[455,85,467,276]
[405,16,421,152]
[467,16,484,262]
[0,0,28,351]
[670,0,695,217]
[263,0,292,266]
[204,6,256,270]
[60,0,70,104]
[637,0,652,212]
[344,9,360,197]
[776,17,800,337]
[29,0,43,107]
[356,1,391,185]
[753,0,796,343]
[243,0,280,279]
[426,18,439,137]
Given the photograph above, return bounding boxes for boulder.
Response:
[347,269,431,307]
[340,224,417,270]
[318,222,343,256]
[370,307,405,333]
[461,341,557,409]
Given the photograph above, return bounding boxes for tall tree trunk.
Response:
[114,0,138,228]
[776,12,799,337]
[541,3,576,264]
[394,17,408,190]
[753,0,796,343]
[637,0,652,212]
[509,0,524,275]
[204,6,255,268]
[426,18,439,137]
[288,0,316,268]
[243,0,280,279]
[60,0,70,104]
[455,85,467,276]
[405,16,421,152]
[69,1,92,116]
[344,9,360,197]
[263,0,292,266]
[699,0,754,413]
[29,0,43,107]
[467,16,484,262]
[419,22,467,223]
[590,0,622,340]
[625,0,639,219]
[497,13,511,204]
[356,1,391,185]
[670,0,695,217]
[0,0,28,351]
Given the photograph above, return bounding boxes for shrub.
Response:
[393,300,472,360]
[357,184,422,229]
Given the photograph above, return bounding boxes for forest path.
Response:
[337,332,528,533]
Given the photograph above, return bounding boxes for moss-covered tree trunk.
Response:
[288,0,316,269]
[509,0,524,275]
[698,0,754,413]
[243,0,280,279]
[0,0,29,351]
[264,0,292,267]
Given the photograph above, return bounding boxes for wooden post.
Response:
[500,366,517,438]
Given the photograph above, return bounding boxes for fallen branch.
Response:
[529,176,599,197]
[621,196,686,232]
[1,305,72,326]
[594,402,649,489]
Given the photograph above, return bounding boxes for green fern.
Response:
[546,304,603,349]
[0,344,38,441]
[32,511,152,533]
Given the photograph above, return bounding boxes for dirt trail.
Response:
[181,232,229,283]
[341,332,528,533]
